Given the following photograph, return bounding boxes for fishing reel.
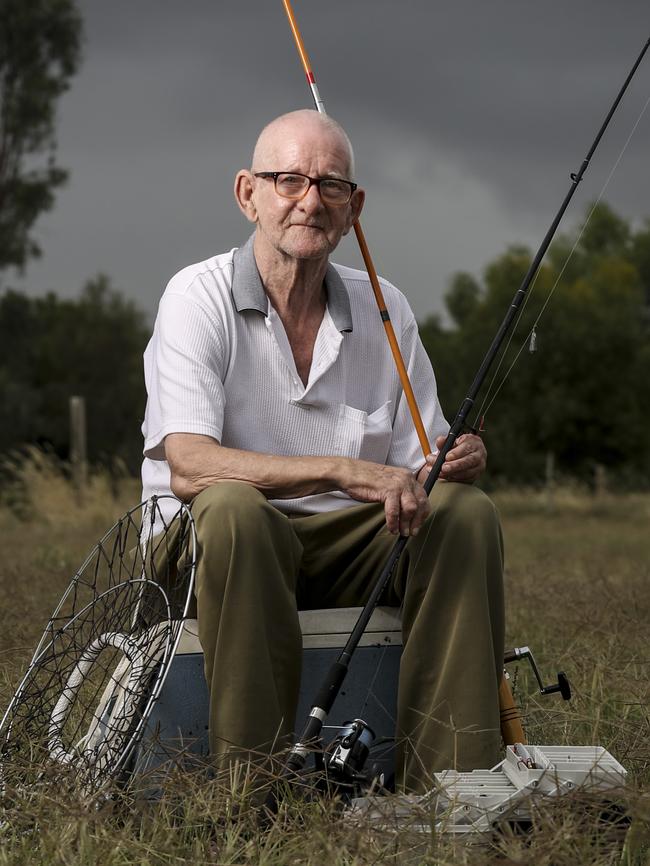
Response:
[505,646,571,701]
[319,718,383,798]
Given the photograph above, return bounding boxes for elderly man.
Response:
[141,109,504,792]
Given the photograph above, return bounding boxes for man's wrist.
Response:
[319,455,348,491]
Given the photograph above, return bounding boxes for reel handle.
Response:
[504,646,572,701]
[540,670,572,701]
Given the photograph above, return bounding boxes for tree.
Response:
[631,219,650,306]
[0,277,150,472]
[419,202,650,487]
[0,0,82,272]
[444,272,480,328]
[577,200,630,258]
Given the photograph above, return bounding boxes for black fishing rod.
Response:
[276,36,650,790]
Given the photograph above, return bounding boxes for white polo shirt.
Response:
[141,234,449,526]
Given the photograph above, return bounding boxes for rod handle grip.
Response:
[499,672,526,745]
[313,661,347,713]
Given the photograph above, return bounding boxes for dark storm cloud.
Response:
[7,0,650,320]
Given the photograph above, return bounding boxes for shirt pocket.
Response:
[335,401,393,464]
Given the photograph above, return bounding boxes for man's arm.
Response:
[165,432,430,537]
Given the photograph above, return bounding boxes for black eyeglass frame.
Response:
[253,171,358,205]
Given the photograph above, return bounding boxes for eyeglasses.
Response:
[253,171,357,206]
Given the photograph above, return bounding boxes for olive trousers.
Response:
[190,479,504,792]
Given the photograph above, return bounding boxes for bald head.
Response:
[234,108,364,263]
[251,110,356,180]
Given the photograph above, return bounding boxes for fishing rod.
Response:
[275,22,650,791]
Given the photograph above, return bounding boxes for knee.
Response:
[191,481,268,532]
[430,482,499,531]
[429,482,501,545]
[191,483,299,602]
[408,484,504,612]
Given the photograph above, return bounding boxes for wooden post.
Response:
[545,450,555,511]
[69,395,88,499]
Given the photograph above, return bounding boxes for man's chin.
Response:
[282,230,332,260]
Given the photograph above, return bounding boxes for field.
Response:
[0,454,649,865]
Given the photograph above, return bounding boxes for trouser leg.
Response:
[393,482,504,791]
[292,481,504,792]
[190,482,303,766]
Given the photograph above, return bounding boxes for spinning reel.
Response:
[324,719,377,790]
[305,719,383,800]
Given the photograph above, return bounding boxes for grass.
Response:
[0,453,649,864]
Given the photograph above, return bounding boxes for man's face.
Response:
[243,121,363,262]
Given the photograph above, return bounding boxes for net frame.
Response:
[0,495,196,796]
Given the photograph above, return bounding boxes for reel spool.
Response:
[325,719,376,781]
[315,718,385,799]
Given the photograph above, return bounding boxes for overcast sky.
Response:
[6,0,650,322]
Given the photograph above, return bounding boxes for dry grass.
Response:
[496,486,650,770]
[0,454,649,864]
[0,449,140,677]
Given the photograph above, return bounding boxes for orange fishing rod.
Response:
[282,0,430,457]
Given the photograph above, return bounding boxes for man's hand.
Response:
[418,433,487,485]
[338,460,430,536]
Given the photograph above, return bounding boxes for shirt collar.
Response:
[231,233,353,334]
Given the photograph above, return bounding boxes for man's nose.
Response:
[300,182,325,211]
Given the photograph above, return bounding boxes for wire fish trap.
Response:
[0,495,196,797]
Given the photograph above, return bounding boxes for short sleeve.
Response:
[142,293,227,460]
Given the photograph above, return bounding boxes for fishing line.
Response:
[472,269,544,430]
[358,641,389,720]
[475,91,650,425]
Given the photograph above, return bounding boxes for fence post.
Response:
[69,395,88,499]
[544,450,555,511]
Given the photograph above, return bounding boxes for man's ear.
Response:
[343,187,365,235]
[234,170,258,223]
